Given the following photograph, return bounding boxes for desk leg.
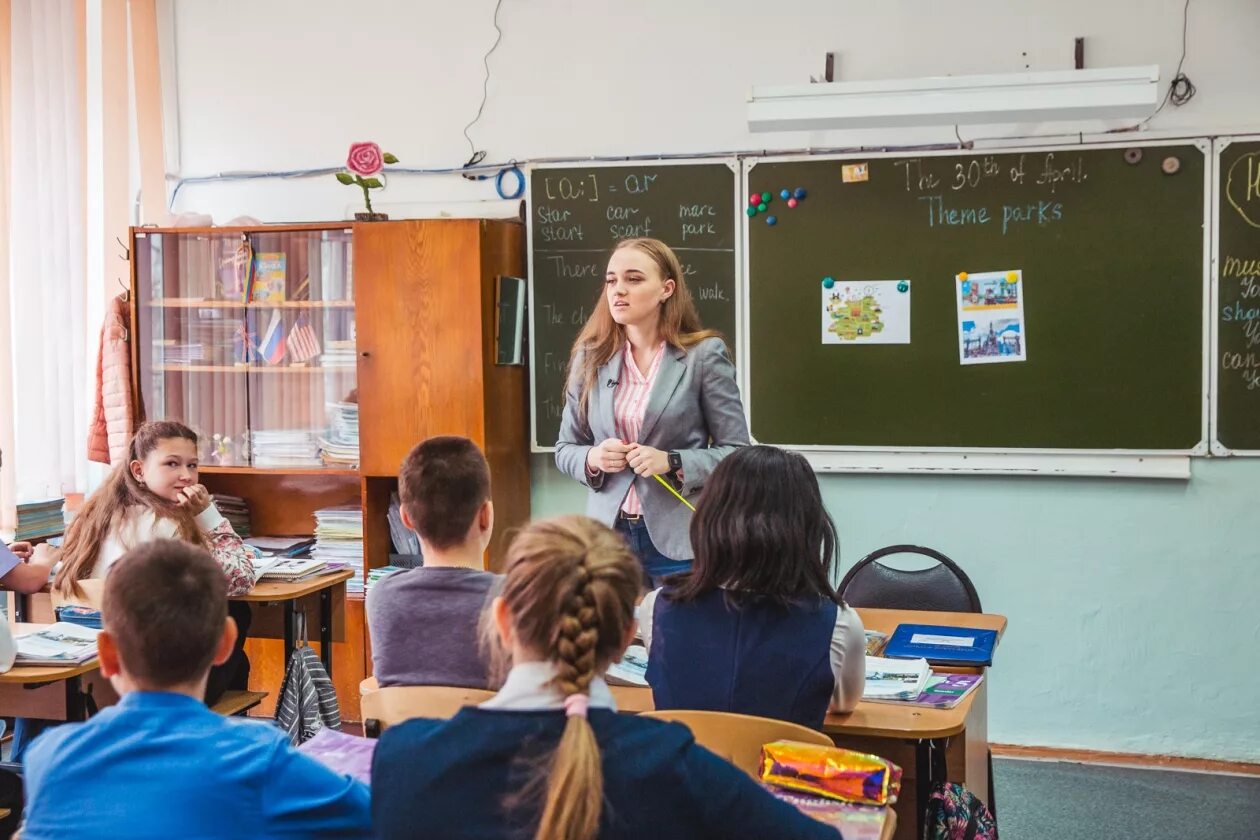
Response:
[64,676,86,722]
[319,587,333,676]
[283,600,296,667]
[914,737,950,839]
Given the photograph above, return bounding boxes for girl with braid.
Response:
[372,515,838,840]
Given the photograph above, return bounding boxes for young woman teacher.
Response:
[555,238,749,584]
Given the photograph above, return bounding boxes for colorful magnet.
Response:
[957,272,969,282]
[780,189,791,200]
[746,206,758,217]
[761,192,772,203]
[765,215,777,226]
[1006,271,1018,283]
[749,195,761,206]
[794,187,807,200]
[757,202,767,212]
[897,280,909,293]
[787,198,798,209]
[822,277,835,288]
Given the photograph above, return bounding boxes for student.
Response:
[52,420,254,704]
[367,435,498,688]
[372,515,838,840]
[0,538,57,594]
[639,445,865,729]
[21,539,371,839]
[554,237,750,585]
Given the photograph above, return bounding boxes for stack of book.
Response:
[10,499,66,541]
[313,505,364,595]
[211,494,251,538]
[366,565,406,592]
[250,430,322,468]
[164,343,205,366]
[257,557,329,583]
[322,340,356,369]
[14,623,100,666]
[319,401,359,467]
[862,656,985,709]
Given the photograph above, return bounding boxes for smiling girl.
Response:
[555,238,749,585]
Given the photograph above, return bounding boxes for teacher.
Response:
[555,237,750,584]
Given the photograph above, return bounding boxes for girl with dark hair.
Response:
[639,445,866,729]
[371,515,837,840]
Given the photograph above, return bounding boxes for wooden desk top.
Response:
[231,569,354,602]
[0,623,100,685]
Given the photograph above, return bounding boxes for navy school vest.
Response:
[646,589,838,730]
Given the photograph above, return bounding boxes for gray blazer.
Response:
[555,337,750,560]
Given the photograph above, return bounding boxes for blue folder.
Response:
[883,623,997,667]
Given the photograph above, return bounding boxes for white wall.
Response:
[167,0,1260,761]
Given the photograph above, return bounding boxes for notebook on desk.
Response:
[883,624,997,667]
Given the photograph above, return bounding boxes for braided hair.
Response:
[496,516,640,840]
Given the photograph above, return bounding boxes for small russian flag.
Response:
[257,310,287,365]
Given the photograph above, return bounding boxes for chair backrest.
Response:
[360,685,497,735]
[50,578,105,610]
[838,544,982,613]
[638,709,833,776]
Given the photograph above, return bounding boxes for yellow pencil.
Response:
[653,473,696,512]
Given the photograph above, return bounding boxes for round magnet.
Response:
[757,202,767,212]
[765,215,777,226]
[746,206,757,217]
[1124,148,1143,165]
[958,272,969,282]
[897,281,909,293]
[823,277,835,288]
[1006,271,1018,283]
[780,189,791,200]
[787,198,798,209]
[749,194,761,206]
[794,187,807,200]
[1161,156,1181,175]
[761,192,772,203]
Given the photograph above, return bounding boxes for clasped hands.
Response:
[587,439,670,477]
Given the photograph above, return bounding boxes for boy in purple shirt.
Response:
[22,539,370,839]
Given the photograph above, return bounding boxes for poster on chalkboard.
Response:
[956,270,1027,365]
[820,280,911,344]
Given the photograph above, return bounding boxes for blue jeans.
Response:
[615,516,692,588]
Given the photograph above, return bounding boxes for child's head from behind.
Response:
[100,539,233,692]
[398,436,492,551]
[679,444,838,605]
[490,516,640,840]
[127,420,200,504]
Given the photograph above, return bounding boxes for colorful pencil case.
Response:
[759,740,902,806]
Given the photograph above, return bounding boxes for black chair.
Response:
[838,544,982,613]
[837,544,995,818]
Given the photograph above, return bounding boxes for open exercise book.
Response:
[15,623,100,666]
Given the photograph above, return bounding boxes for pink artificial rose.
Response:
[346,142,384,177]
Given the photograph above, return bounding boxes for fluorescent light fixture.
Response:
[747,65,1161,131]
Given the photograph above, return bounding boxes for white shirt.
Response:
[480,660,618,712]
[636,588,867,713]
[91,504,227,579]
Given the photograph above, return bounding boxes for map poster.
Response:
[821,280,911,345]
[956,269,1027,365]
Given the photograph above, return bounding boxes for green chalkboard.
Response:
[529,161,738,448]
[1214,139,1260,453]
[746,143,1207,451]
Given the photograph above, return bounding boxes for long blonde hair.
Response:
[496,516,640,840]
[566,238,723,420]
[55,421,207,597]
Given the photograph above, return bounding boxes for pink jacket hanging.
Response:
[87,293,134,465]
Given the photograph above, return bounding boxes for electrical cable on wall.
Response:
[1138,0,1197,127]
[461,0,505,178]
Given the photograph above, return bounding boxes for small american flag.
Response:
[287,314,322,363]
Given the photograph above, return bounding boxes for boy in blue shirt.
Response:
[22,539,371,839]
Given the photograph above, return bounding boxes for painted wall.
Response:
[167,0,1260,761]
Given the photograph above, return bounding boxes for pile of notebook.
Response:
[14,623,100,666]
[250,430,322,468]
[605,644,648,687]
[8,499,66,541]
[211,494,251,538]
[319,401,359,467]
[322,340,356,369]
[313,505,364,594]
[163,343,205,365]
[256,557,331,583]
[861,623,993,709]
[366,565,406,592]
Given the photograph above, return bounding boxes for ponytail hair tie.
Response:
[563,693,589,719]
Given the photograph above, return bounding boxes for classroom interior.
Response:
[2,1,1260,839]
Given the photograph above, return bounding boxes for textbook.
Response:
[865,672,984,710]
[15,622,100,666]
[248,252,286,303]
[883,623,997,667]
[861,656,930,701]
[258,558,329,583]
[605,644,648,687]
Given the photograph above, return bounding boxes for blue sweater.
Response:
[22,692,371,839]
[647,589,838,729]
[372,708,838,840]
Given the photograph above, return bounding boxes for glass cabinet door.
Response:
[133,227,358,471]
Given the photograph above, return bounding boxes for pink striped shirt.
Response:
[614,341,666,515]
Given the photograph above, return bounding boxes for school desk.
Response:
[0,624,99,721]
[230,568,354,676]
[611,606,1007,840]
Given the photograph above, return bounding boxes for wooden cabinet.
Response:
[130,219,530,719]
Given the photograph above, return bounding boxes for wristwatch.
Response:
[667,450,683,474]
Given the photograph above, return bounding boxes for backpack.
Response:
[923,782,998,840]
[274,615,341,745]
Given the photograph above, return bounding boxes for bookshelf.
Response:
[129,220,531,719]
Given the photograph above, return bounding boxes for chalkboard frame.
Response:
[1211,135,1260,455]
[526,157,744,452]
[740,138,1212,463]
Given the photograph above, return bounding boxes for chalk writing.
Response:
[545,256,601,279]
[1225,152,1260,228]
[543,174,599,202]
[696,283,729,302]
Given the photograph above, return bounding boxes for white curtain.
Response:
[4,0,89,507]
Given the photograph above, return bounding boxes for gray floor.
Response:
[993,757,1260,840]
